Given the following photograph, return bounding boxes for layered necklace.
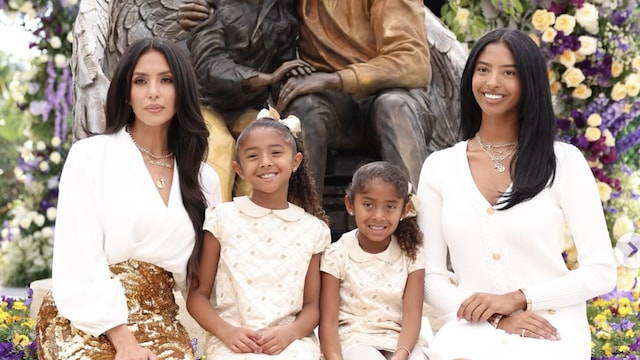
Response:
[476,133,517,173]
[126,126,173,189]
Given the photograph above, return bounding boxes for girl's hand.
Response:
[256,325,295,355]
[498,312,561,341]
[221,326,262,353]
[457,291,524,322]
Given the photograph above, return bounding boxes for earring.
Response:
[400,217,404,221]
[349,212,354,216]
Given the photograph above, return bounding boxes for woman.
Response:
[36,37,221,360]
[417,28,616,359]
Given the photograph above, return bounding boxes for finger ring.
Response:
[521,329,526,337]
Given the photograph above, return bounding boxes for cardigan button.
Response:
[492,253,501,260]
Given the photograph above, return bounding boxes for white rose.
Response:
[578,36,598,56]
[49,151,62,164]
[39,161,50,172]
[587,114,602,126]
[54,54,68,69]
[541,28,557,43]
[562,67,585,87]
[46,207,57,221]
[613,216,635,241]
[559,50,576,68]
[611,82,627,101]
[50,36,62,49]
[603,129,615,147]
[575,3,599,33]
[455,8,470,28]
[41,226,54,238]
[596,181,612,202]
[36,141,46,151]
[19,217,32,229]
[554,14,576,35]
[625,74,640,97]
[51,136,62,147]
[66,31,74,44]
[34,214,46,227]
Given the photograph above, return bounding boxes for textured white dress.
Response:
[417,141,617,360]
[203,196,331,359]
[320,229,425,352]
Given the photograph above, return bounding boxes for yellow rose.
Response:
[541,27,557,43]
[562,67,585,87]
[531,9,555,31]
[572,84,592,99]
[611,82,627,101]
[613,215,635,240]
[585,126,602,142]
[611,61,623,78]
[587,113,602,126]
[625,74,640,97]
[596,181,612,202]
[603,129,615,147]
[560,50,576,68]
[578,35,598,56]
[632,56,640,72]
[554,14,576,35]
[455,8,470,28]
[550,81,562,95]
[548,69,556,82]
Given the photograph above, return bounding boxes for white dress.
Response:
[320,229,425,352]
[417,141,617,360]
[51,127,222,336]
[203,196,331,359]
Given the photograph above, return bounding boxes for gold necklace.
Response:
[476,133,517,173]
[155,177,167,189]
[126,126,173,159]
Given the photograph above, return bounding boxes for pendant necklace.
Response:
[126,126,172,188]
[476,133,517,173]
[155,177,166,189]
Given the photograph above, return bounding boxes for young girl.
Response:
[186,113,331,359]
[319,161,426,360]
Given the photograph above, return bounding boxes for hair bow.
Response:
[257,105,301,137]
[404,182,421,218]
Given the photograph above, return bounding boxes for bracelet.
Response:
[488,313,504,328]
[519,288,532,311]
[395,346,411,356]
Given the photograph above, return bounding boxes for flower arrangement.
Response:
[0,0,76,286]
[588,288,640,360]
[0,292,37,360]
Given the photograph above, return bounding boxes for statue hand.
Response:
[177,0,211,31]
[276,72,341,111]
[271,60,313,84]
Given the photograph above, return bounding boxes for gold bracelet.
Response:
[395,346,411,356]
[488,313,504,328]
[519,288,532,311]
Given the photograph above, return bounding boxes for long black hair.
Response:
[103,37,209,285]
[459,28,557,209]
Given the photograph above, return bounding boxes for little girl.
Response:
[319,161,426,360]
[186,112,331,359]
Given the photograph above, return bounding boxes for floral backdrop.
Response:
[441,0,640,358]
[0,0,639,359]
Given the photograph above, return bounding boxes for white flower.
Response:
[559,50,576,68]
[603,129,615,147]
[36,141,46,151]
[39,161,50,172]
[633,56,640,72]
[50,36,62,49]
[577,36,598,56]
[29,100,48,117]
[455,8,470,28]
[27,82,40,95]
[34,214,46,227]
[49,151,62,164]
[562,67,585,87]
[612,216,635,241]
[41,226,54,238]
[19,217,32,229]
[585,127,601,142]
[587,114,602,127]
[531,9,556,31]
[46,207,57,221]
[53,54,68,69]
[541,28,557,43]
[611,82,627,101]
[51,136,62,147]
[596,181,612,202]
[575,3,599,34]
[66,31,74,44]
[554,14,576,35]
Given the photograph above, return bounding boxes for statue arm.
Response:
[339,0,432,97]
[71,0,111,140]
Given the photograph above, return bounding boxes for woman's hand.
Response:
[114,347,158,360]
[498,312,561,341]
[107,325,158,360]
[256,325,295,355]
[221,326,262,353]
[457,291,526,322]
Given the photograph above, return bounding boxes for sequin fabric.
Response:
[36,259,195,360]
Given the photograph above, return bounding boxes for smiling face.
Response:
[233,127,302,208]
[345,178,410,253]
[129,50,176,128]
[471,42,522,123]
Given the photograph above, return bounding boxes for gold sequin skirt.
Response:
[36,259,195,360]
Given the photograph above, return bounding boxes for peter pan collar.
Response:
[234,196,304,222]
[342,229,402,263]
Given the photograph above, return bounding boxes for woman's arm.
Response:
[186,231,261,353]
[319,272,343,360]
[391,269,424,360]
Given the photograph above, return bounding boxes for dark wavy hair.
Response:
[102,37,210,286]
[346,161,423,261]
[459,28,557,210]
[235,117,329,224]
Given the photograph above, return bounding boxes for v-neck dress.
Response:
[49,127,222,336]
[417,140,616,359]
[203,196,331,359]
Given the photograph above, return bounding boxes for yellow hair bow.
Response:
[404,182,421,218]
[257,105,301,137]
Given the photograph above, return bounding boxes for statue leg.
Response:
[369,88,431,187]
[285,91,357,199]
[203,107,235,202]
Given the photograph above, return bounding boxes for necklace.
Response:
[155,177,167,189]
[126,126,173,159]
[476,133,517,173]
[144,154,173,168]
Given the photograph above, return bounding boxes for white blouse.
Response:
[51,127,221,336]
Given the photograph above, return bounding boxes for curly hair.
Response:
[346,161,423,260]
[235,117,329,224]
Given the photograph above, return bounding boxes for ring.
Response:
[521,329,527,337]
